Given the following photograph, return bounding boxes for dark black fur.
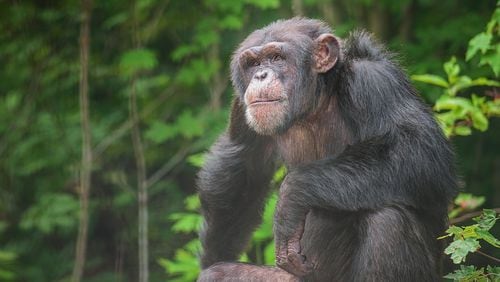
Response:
[197,18,458,282]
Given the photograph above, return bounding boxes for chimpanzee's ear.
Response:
[313,34,340,73]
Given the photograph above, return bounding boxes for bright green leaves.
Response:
[0,250,16,281]
[445,238,480,264]
[411,74,449,88]
[466,7,500,76]
[466,33,492,61]
[444,265,500,281]
[449,193,485,219]
[119,48,158,78]
[158,240,201,282]
[246,0,280,9]
[440,209,500,280]
[413,5,500,138]
[412,56,499,137]
[20,193,79,234]
[145,110,204,144]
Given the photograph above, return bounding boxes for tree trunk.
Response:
[72,0,93,281]
[292,0,304,16]
[399,0,416,43]
[368,1,389,40]
[131,4,149,281]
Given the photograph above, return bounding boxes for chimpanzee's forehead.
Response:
[239,27,312,52]
[238,18,331,51]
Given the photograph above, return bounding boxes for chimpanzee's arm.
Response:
[274,130,455,275]
[198,98,276,269]
[280,131,454,215]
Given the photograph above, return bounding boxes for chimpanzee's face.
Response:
[230,23,339,136]
[235,41,295,135]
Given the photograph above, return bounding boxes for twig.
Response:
[145,145,192,189]
[449,208,500,225]
[476,250,500,264]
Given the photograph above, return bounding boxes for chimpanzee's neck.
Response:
[275,96,352,167]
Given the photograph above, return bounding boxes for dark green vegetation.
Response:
[0,0,498,281]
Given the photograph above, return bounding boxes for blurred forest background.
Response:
[0,0,499,281]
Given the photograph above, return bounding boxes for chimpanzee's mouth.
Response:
[249,98,283,105]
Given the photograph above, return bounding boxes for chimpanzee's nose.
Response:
[254,70,268,81]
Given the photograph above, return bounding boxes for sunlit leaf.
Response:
[473,209,498,231]
[119,48,158,77]
[411,74,449,88]
[145,121,178,143]
[444,238,480,264]
[466,32,492,60]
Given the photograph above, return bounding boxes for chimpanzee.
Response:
[196,18,458,281]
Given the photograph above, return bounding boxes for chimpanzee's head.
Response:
[230,18,340,136]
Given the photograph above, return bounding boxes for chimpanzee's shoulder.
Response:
[343,30,394,62]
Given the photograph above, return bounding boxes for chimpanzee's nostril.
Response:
[255,71,268,81]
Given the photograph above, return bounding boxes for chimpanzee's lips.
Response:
[249,98,283,105]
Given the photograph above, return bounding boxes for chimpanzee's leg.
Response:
[198,262,299,282]
[353,206,441,282]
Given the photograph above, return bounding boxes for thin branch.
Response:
[145,145,191,189]
[72,0,93,281]
[476,250,500,264]
[449,208,500,225]
[93,86,174,157]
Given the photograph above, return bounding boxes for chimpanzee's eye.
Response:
[252,60,261,67]
[272,54,284,62]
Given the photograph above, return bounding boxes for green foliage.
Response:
[440,209,500,281]
[413,57,499,137]
[19,193,79,234]
[444,265,500,282]
[1,0,498,281]
[119,48,158,78]
[449,193,486,219]
[466,5,500,76]
[145,110,204,143]
[0,250,16,281]
[161,166,285,280]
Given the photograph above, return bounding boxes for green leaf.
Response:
[466,32,493,61]
[145,121,178,143]
[444,57,460,83]
[119,48,158,77]
[272,166,287,184]
[219,15,243,30]
[469,77,500,87]
[184,195,201,211]
[434,96,473,113]
[444,265,484,280]
[479,45,500,76]
[20,193,79,234]
[447,226,464,235]
[470,110,489,131]
[169,213,202,233]
[473,209,498,231]
[187,153,205,168]
[176,110,203,139]
[444,238,480,264]
[454,126,472,136]
[246,0,280,9]
[411,74,449,88]
[475,229,500,248]
[171,45,199,61]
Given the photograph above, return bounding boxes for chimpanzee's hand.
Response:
[274,179,313,277]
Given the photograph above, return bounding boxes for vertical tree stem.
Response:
[72,0,93,281]
[130,77,148,282]
[131,4,149,281]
